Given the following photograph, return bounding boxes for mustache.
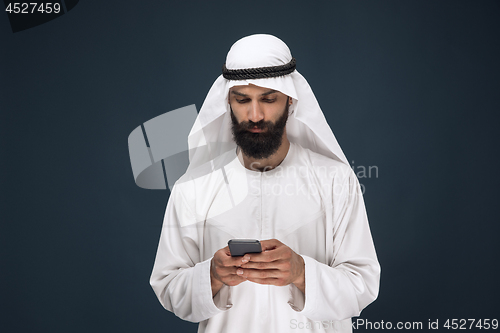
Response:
[237,120,271,131]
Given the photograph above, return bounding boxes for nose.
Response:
[248,100,264,123]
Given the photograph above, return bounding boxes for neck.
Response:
[237,131,290,172]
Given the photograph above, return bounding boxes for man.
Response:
[150,34,380,333]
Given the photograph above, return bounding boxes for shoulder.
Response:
[171,148,236,204]
[292,142,353,180]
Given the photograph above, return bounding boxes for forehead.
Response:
[229,84,284,96]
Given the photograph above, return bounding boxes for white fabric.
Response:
[150,142,380,333]
[186,34,348,176]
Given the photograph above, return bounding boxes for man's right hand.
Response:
[210,246,249,297]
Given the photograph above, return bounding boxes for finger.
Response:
[223,274,247,287]
[219,246,245,259]
[215,265,238,277]
[244,248,284,263]
[237,268,283,279]
[259,239,282,251]
[245,277,286,286]
[222,246,231,256]
[220,265,264,279]
[219,246,239,259]
[240,259,287,270]
[217,253,251,267]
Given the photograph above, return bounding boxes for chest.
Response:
[200,172,330,256]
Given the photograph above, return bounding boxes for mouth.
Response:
[248,128,264,133]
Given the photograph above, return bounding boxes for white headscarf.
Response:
[186,34,348,173]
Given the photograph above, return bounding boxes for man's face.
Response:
[229,84,290,159]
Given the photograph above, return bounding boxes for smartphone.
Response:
[228,239,262,257]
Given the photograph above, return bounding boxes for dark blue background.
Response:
[1,1,499,332]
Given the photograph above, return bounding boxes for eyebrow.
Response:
[230,89,278,97]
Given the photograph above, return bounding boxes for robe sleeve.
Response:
[149,185,231,323]
[288,168,381,321]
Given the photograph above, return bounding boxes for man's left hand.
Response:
[238,239,305,294]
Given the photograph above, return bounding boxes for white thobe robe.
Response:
[150,142,380,333]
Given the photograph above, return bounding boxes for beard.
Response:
[230,102,289,159]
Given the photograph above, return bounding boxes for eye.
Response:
[236,99,250,104]
[262,98,276,103]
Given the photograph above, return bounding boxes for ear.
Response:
[288,97,293,105]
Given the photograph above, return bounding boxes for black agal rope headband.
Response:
[222,57,296,80]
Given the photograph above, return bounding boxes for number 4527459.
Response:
[443,319,498,330]
[5,3,61,14]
